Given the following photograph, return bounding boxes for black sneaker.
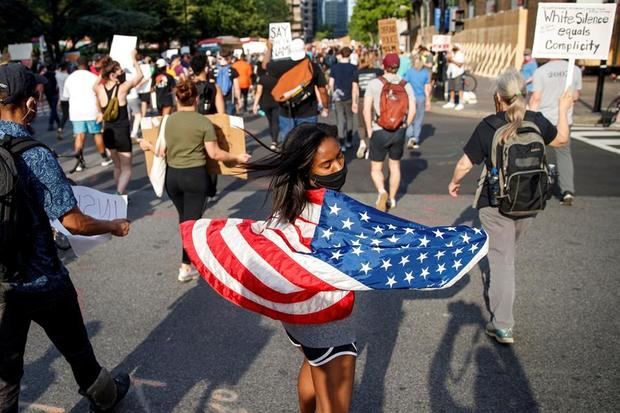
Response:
[561,191,574,206]
[89,373,131,413]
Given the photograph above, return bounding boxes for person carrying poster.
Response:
[529,60,581,206]
[0,63,132,413]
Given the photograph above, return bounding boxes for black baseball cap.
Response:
[0,63,47,104]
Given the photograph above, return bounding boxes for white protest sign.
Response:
[51,186,127,257]
[180,46,190,55]
[431,35,452,52]
[269,22,292,60]
[532,3,616,60]
[8,43,33,60]
[165,49,179,59]
[110,35,137,69]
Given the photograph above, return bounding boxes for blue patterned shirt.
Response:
[0,120,76,291]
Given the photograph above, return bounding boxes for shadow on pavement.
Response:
[428,301,539,412]
[68,281,273,413]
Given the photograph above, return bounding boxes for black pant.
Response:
[60,100,69,129]
[0,281,101,413]
[166,166,210,265]
[46,95,60,128]
[240,88,249,112]
[265,106,280,144]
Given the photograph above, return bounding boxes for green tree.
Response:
[349,0,410,44]
[315,24,334,41]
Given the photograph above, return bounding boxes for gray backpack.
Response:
[474,117,553,217]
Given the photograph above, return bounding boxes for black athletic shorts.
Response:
[286,331,357,367]
[448,75,464,92]
[369,128,406,161]
[103,124,132,152]
[138,92,151,103]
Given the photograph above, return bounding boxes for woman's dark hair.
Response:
[245,123,338,223]
[190,55,207,75]
[175,79,197,106]
[100,56,121,81]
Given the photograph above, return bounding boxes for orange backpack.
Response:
[376,77,409,131]
[271,58,314,107]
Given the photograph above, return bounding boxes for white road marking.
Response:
[571,128,620,155]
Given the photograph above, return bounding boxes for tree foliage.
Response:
[0,0,290,61]
[349,0,410,44]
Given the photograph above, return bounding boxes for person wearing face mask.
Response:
[94,52,143,197]
[0,63,132,413]
[180,123,489,412]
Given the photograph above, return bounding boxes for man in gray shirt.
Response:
[530,59,582,205]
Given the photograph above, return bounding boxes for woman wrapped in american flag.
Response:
[181,123,488,412]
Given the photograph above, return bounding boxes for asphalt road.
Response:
[16,110,620,413]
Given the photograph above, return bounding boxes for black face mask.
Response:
[118,72,127,83]
[311,163,347,191]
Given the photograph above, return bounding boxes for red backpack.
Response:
[376,76,409,131]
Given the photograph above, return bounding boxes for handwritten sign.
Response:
[532,3,616,60]
[110,35,137,69]
[378,19,399,54]
[8,43,33,61]
[269,22,292,60]
[51,186,127,257]
[431,35,452,52]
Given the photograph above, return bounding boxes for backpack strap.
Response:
[378,76,388,86]
[5,136,49,156]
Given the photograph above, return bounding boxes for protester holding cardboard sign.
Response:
[94,50,143,197]
[139,79,250,282]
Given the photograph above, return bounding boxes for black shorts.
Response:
[286,331,357,367]
[103,124,132,152]
[369,128,406,161]
[138,92,151,103]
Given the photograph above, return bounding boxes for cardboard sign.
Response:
[8,43,33,60]
[532,3,616,60]
[110,35,137,69]
[141,115,247,180]
[51,186,127,257]
[378,19,399,54]
[431,35,452,52]
[269,22,292,60]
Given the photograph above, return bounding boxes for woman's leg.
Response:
[309,355,356,413]
[298,359,316,413]
[178,167,209,268]
[165,167,185,267]
[413,98,426,140]
[108,149,121,187]
[116,152,133,195]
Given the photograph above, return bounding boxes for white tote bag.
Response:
[149,115,169,197]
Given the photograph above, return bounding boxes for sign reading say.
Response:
[378,19,399,54]
[269,22,292,60]
[532,3,616,60]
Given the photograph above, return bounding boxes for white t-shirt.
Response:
[532,60,582,125]
[365,73,415,131]
[62,70,99,121]
[55,71,69,102]
[447,50,465,78]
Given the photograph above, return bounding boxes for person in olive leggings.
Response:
[140,79,250,282]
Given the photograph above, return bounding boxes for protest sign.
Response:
[269,22,292,60]
[532,3,616,88]
[140,115,247,179]
[431,35,452,52]
[180,46,190,54]
[165,49,179,59]
[51,186,127,257]
[8,43,33,60]
[110,35,137,69]
[378,19,399,54]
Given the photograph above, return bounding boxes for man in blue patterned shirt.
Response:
[0,63,131,413]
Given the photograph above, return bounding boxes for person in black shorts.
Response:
[94,52,143,196]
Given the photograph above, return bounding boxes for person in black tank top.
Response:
[95,52,143,196]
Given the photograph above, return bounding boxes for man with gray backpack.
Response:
[0,63,131,412]
[448,69,573,344]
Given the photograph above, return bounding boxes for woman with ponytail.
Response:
[139,79,250,282]
[447,68,573,344]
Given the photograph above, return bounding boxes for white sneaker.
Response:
[178,267,198,282]
[407,138,419,150]
[75,164,83,172]
[388,199,397,210]
[101,158,113,167]
[442,102,455,109]
[455,104,464,111]
[356,143,367,159]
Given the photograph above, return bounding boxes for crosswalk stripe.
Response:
[571,130,620,155]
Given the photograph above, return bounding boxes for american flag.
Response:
[181,188,488,324]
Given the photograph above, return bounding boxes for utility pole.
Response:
[593,60,607,113]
